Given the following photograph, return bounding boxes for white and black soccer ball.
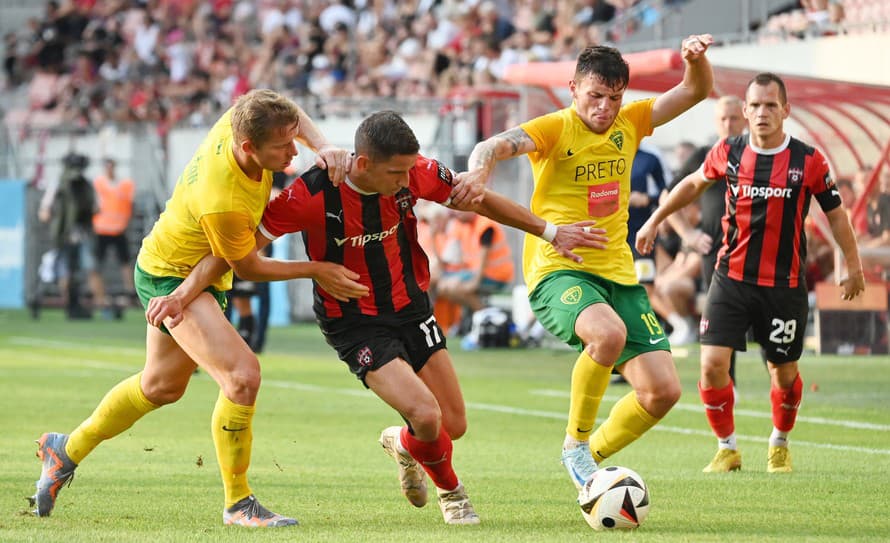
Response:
[578,466,649,531]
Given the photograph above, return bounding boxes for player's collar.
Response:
[748,133,790,155]
[345,176,378,195]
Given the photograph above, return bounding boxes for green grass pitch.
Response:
[1,308,888,542]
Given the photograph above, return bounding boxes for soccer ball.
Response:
[577,466,649,531]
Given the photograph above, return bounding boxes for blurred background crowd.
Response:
[1,0,867,137]
[1,0,887,354]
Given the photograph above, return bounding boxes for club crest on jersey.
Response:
[699,318,709,335]
[560,286,583,305]
[787,167,803,185]
[395,188,412,210]
[357,346,373,367]
[609,130,624,150]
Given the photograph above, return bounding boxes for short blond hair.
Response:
[231,89,301,148]
[716,95,743,110]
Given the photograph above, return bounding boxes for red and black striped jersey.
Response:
[701,134,842,288]
[259,155,454,325]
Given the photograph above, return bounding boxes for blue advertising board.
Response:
[0,179,25,308]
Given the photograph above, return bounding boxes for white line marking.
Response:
[8,336,145,357]
[465,401,890,456]
[530,389,890,431]
[6,345,889,456]
[264,379,375,398]
[262,382,890,457]
[7,351,139,372]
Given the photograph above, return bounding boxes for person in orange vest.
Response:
[90,157,135,319]
[436,210,515,320]
[417,202,464,334]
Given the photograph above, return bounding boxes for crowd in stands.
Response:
[4,0,880,136]
[3,0,887,346]
[758,0,846,40]
[757,0,890,41]
[1,0,676,135]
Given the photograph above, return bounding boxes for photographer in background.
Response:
[38,152,96,319]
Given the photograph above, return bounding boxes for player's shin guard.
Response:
[699,380,735,438]
[400,426,459,491]
[770,373,802,432]
[66,372,159,464]
[589,391,659,463]
[567,351,612,442]
[212,391,255,508]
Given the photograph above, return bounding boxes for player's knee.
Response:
[657,380,682,408]
[582,324,626,362]
[221,358,262,402]
[404,404,442,439]
[700,356,729,383]
[141,379,188,405]
[637,383,681,418]
[442,413,467,440]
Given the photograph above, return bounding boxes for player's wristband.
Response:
[541,222,558,242]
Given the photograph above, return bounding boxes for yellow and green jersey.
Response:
[520,98,655,291]
[136,109,273,291]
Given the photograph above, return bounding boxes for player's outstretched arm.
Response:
[454,187,608,263]
[651,34,714,128]
[636,172,711,255]
[228,233,369,299]
[456,127,538,207]
[146,232,368,329]
[663,186,713,255]
[825,206,866,300]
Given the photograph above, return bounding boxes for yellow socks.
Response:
[64,376,256,509]
[66,372,160,464]
[590,391,659,463]
[212,391,255,508]
[566,351,613,441]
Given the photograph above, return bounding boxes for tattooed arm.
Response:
[450,127,538,207]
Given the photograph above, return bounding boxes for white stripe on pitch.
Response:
[530,388,890,432]
[8,336,145,357]
[464,401,890,456]
[7,345,888,456]
[260,381,890,456]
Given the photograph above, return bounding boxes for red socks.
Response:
[400,426,459,491]
[771,373,803,432]
[699,381,735,438]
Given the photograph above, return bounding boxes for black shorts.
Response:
[229,245,271,297]
[700,273,808,364]
[322,309,447,386]
[230,275,257,297]
[700,250,717,290]
[95,234,130,265]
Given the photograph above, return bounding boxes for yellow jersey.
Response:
[520,98,655,291]
[136,110,273,291]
